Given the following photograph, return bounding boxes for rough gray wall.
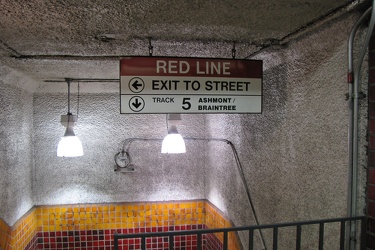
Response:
[204,11,366,249]
[0,63,36,225]
[0,7,369,250]
[33,89,207,205]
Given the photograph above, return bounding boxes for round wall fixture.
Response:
[114,151,134,172]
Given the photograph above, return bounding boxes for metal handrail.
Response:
[113,216,366,250]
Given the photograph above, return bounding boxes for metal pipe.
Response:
[347,3,375,249]
[347,7,371,234]
[348,8,371,75]
[188,138,267,250]
[44,78,119,83]
[352,6,375,244]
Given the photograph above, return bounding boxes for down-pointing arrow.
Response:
[132,98,142,109]
[132,80,142,90]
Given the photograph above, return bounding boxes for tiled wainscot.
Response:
[0,200,241,250]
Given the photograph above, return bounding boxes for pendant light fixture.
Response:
[161,114,186,154]
[57,79,84,157]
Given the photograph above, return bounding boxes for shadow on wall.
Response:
[201,62,288,249]
[239,63,288,148]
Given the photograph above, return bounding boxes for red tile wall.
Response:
[25,235,38,250]
[368,28,375,249]
[36,225,223,250]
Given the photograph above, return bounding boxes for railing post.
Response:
[197,233,202,250]
[141,236,146,250]
[223,231,228,250]
[360,217,367,250]
[114,232,118,250]
[169,235,174,250]
[296,225,302,250]
[340,221,346,250]
[273,227,278,250]
[249,229,254,250]
[319,223,325,250]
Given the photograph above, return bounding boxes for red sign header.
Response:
[120,57,262,78]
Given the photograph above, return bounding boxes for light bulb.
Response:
[57,127,84,157]
[161,125,186,154]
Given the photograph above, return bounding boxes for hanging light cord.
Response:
[77,82,80,118]
[66,79,71,115]
[65,78,80,117]
[165,114,169,133]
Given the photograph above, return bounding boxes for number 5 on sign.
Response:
[182,98,191,110]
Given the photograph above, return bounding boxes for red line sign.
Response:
[120,56,262,114]
[120,57,262,78]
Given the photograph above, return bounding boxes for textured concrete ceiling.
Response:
[0,0,368,83]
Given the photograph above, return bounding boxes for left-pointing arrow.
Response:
[132,80,142,90]
[128,77,145,93]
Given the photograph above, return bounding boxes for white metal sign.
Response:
[120,57,262,114]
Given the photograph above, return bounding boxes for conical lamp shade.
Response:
[161,125,186,154]
[57,126,84,157]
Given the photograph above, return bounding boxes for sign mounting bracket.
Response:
[148,38,153,57]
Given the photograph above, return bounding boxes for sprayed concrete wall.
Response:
[0,7,368,250]
[33,90,207,205]
[204,11,368,249]
[0,63,37,226]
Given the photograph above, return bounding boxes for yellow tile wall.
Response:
[0,217,12,250]
[0,208,38,250]
[36,200,205,232]
[0,200,240,250]
[205,201,242,250]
